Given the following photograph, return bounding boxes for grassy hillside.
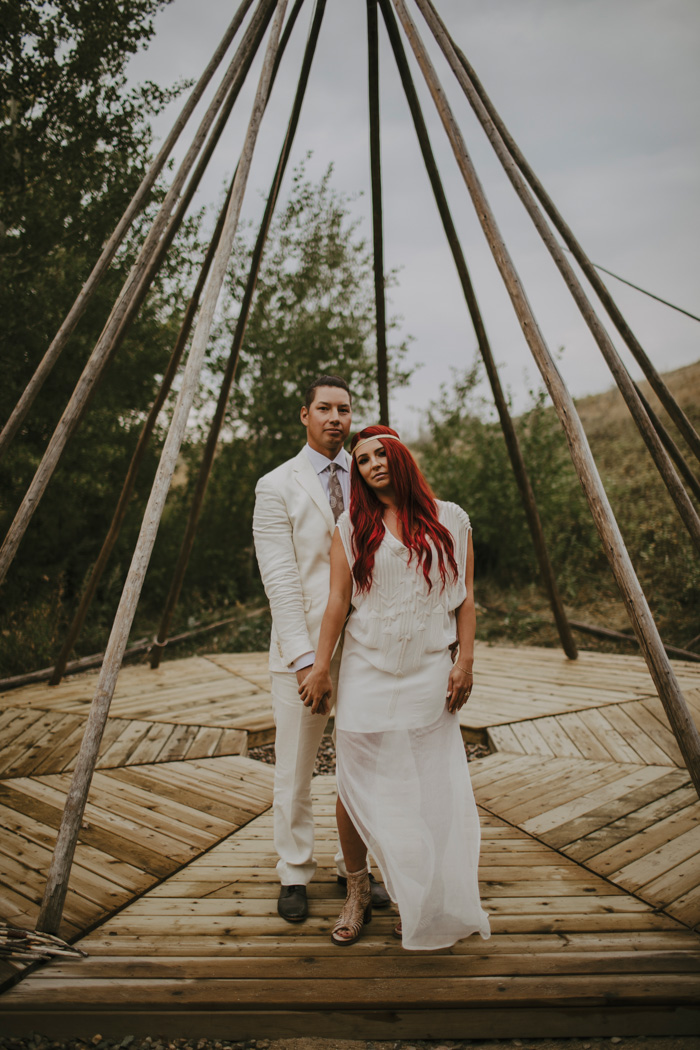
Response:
[473,360,700,654]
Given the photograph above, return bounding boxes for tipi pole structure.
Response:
[0,0,256,462]
[43,0,301,680]
[378,0,577,660]
[390,0,700,795]
[411,0,700,557]
[48,0,304,685]
[633,384,700,505]
[151,0,327,670]
[417,0,700,468]
[36,0,290,936]
[48,179,236,687]
[367,0,390,425]
[0,0,277,589]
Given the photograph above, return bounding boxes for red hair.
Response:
[349,425,458,594]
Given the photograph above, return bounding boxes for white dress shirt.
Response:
[289,444,350,672]
[304,443,351,507]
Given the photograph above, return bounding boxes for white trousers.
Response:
[270,655,347,886]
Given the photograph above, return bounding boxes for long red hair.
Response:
[349,425,458,593]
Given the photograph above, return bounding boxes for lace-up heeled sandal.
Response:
[331,866,372,946]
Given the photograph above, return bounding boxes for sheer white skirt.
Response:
[335,643,490,951]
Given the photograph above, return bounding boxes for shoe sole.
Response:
[278,910,308,923]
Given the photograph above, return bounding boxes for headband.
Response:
[352,434,402,457]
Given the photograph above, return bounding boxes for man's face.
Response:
[301,385,352,458]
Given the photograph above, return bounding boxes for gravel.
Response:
[247,736,490,775]
[1,1035,699,1050]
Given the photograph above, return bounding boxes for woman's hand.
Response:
[298,665,333,715]
[446,662,473,714]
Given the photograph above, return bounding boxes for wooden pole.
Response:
[377,0,577,660]
[0,0,256,461]
[151,0,325,669]
[632,383,700,504]
[415,0,700,468]
[0,0,277,588]
[48,0,307,684]
[367,0,390,426]
[48,181,235,686]
[410,0,700,557]
[410,1,700,558]
[35,0,289,936]
[390,0,700,796]
[568,620,700,664]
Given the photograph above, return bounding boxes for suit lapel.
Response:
[294,450,335,534]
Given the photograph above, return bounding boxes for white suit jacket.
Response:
[253,447,351,673]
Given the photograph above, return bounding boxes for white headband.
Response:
[352,434,402,457]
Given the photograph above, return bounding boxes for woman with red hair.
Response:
[300,425,490,951]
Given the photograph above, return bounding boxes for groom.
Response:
[253,375,389,922]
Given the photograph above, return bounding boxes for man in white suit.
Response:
[253,376,389,922]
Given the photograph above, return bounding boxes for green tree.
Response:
[158,163,411,614]
[0,0,202,673]
[420,362,601,592]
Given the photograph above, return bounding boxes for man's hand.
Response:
[298,665,332,715]
[295,667,311,689]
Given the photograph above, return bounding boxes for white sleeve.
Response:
[253,475,314,666]
[439,501,471,599]
[335,512,355,579]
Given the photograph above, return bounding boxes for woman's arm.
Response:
[447,529,476,714]
[298,529,353,715]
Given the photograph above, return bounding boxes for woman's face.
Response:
[355,438,392,493]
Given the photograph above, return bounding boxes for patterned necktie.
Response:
[327,462,345,521]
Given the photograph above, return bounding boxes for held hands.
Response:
[446,661,473,714]
[298,665,333,716]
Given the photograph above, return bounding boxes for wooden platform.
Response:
[1,655,276,742]
[1,644,699,1037]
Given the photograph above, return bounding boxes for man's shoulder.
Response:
[256,449,306,491]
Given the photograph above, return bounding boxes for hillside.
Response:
[444,359,700,655]
[575,359,700,435]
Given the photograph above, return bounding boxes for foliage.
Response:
[577,382,700,635]
[0,0,202,673]
[421,362,602,592]
[419,359,700,648]
[153,162,412,614]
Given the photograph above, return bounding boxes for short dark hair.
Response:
[304,375,351,410]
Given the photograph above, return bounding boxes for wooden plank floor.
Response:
[0,706,247,778]
[0,656,276,741]
[471,753,700,931]
[458,643,700,731]
[7,645,699,743]
[1,645,699,1036]
[467,660,700,935]
[487,695,698,765]
[2,776,698,1039]
[0,756,273,940]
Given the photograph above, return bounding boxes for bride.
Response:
[299,424,490,951]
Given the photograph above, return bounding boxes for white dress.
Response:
[335,501,490,951]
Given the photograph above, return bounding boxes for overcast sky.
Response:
[126,0,700,434]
